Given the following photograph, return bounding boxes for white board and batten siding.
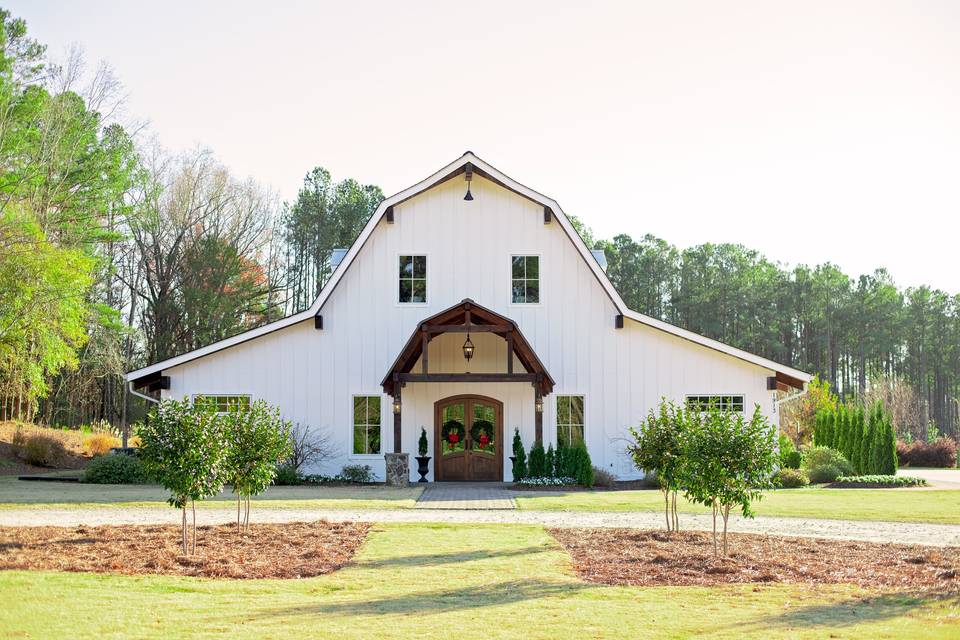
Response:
[159,161,797,481]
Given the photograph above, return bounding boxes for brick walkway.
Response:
[413,483,517,510]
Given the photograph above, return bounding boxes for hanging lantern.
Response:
[392,397,401,414]
[464,163,474,201]
[462,334,475,362]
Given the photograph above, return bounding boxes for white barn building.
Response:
[127,152,810,483]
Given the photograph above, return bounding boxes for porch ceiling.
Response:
[381,299,555,397]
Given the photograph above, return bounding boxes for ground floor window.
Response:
[686,395,744,412]
[193,395,251,413]
[353,395,382,455]
[556,395,584,448]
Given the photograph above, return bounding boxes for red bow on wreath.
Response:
[448,432,460,445]
[478,433,490,449]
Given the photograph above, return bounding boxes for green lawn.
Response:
[1,523,957,639]
[0,477,423,510]
[515,487,960,524]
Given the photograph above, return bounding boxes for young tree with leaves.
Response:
[137,398,226,554]
[681,405,778,557]
[221,400,292,531]
[628,400,687,531]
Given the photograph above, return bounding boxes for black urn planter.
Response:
[415,456,431,483]
[509,456,517,481]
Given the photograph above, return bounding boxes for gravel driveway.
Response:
[899,467,960,489]
[2,506,958,547]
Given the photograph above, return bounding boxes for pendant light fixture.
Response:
[464,162,474,201]
[462,333,475,362]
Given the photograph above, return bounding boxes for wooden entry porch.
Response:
[381,299,555,478]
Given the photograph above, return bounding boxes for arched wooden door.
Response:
[434,395,503,482]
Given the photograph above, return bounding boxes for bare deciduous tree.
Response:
[286,422,333,473]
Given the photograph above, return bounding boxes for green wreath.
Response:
[441,419,464,446]
[471,419,495,450]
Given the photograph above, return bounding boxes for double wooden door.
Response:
[434,395,503,482]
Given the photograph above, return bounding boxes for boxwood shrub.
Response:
[832,475,928,488]
[802,446,854,483]
[775,468,809,488]
[83,453,151,484]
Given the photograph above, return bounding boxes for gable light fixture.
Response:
[462,334,475,362]
[464,163,474,201]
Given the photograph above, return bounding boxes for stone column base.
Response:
[384,453,410,487]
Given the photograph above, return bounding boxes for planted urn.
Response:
[415,427,431,483]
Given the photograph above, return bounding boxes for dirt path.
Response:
[2,506,959,547]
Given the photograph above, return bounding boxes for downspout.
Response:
[773,384,809,447]
[773,386,807,412]
[128,380,161,405]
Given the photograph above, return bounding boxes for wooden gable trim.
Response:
[381,298,555,397]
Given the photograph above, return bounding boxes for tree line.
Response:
[0,9,956,442]
[576,222,959,440]
[0,11,381,428]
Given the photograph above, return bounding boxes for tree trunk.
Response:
[722,505,731,557]
[671,491,679,531]
[711,502,718,556]
[663,488,670,531]
[181,504,187,555]
[237,493,241,530]
[191,499,196,555]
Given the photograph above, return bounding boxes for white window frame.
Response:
[350,394,384,458]
[395,253,429,306]
[555,394,585,448]
[685,394,746,413]
[509,253,542,306]
[191,394,252,414]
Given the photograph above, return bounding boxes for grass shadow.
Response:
[352,545,548,569]
[749,590,960,630]
[261,579,592,618]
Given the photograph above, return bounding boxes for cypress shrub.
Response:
[824,410,835,450]
[571,440,594,487]
[850,406,865,473]
[865,401,882,474]
[556,442,576,477]
[511,429,527,481]
[528,440,547,477]
[545,444,556,479]
[878,408,898,475]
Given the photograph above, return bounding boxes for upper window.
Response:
[353,396,382,455]
[193,395,251,413]
[398,255,427,303]
[686,395,745,413]
[556,395,584,448]
[511,255,540,303]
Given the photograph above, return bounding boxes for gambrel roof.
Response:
[127,152,811,387]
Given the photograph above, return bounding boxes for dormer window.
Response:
[399,255,427,303]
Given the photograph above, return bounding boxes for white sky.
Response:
[10,0,960,292]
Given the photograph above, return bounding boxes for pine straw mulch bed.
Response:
[0,520,370,579]
[549,528,960,591]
